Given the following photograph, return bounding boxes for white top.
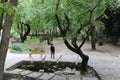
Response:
[29,51,32,55]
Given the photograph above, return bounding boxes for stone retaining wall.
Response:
[4,61,99,80]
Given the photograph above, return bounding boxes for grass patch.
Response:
[9,43,29,54]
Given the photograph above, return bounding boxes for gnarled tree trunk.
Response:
[18,22,31,43]
[55,0,102,73]
[63,39,89,73]
[77,50,89,74]
[21,23,31,43]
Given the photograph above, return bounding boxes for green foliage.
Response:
[12,0,115,42]
[108,0,120,12]
[55,0,109,40]
[10,29,20,38]
[0,2,15,15]
[103,0,120,43]
[9,43,29,53]
[12,45,22,52]
[12,0,57,39]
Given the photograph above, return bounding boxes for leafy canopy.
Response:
[12,0,117,39]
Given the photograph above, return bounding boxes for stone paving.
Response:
[87,51,120,80]
[5,68,98,80]
[4,50,120,80]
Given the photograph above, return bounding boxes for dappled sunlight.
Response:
[32,48,46,54]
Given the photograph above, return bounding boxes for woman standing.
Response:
[50,44,55,59]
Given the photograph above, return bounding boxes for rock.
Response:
[39,69,44,73]
[74,71,80,76]
[63,67,74,75]
[55,71,63,75]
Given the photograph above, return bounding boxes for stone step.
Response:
[26,72,43,78]
[51,75,98,80]
[5,69,24,74]
[83,77,98,80]
[50,75,67,80]
[67,75,82,80]
[38,73,55,80]
[20,70,32,76]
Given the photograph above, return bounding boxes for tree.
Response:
[0,0,18,80]
[0,0,8,33]
[90,0,117,49]
[13,0,34,42]
[17,22,31,43]
[103,0,120,44]
[13,0,57,43]
[91,29,96,49]
[55,0,107,73]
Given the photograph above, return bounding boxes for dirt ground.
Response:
[24,38,120,57]
[6,39,120,80]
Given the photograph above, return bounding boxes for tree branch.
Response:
[41,0,44,3]
[56,0,60,11]
[1,0,8,2]
[79,26,95,48]
[63,39,77,53]
[64,13,70,34]
[89,0,102,23]
[9,0,18,6]
[71,38,79,49]
[55,13,64,35]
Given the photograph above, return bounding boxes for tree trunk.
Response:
[21,23,31,43]
[55,13,89,74]
[41,0,44,3]
[63,39,89,73]
[81,55,89,73]
[0,15,3,30]
[0,0,18,80]
[46,32,51,45]
[0,0,8,31]
[77,50,89,74]
[0,15,14,80]
[0,13,3,39]
[91,29,96,50]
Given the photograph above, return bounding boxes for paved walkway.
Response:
[88,52,120,80]
[5,50,120,80]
